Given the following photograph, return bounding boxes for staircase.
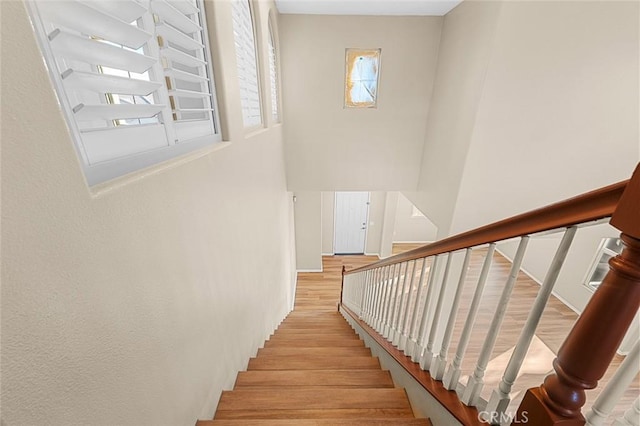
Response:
[197,257,430,425]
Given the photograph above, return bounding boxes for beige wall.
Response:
[404,0,503,238]
[393,193,438,242]
[321,192,335,254]
[294,192,323,270]
[448,1,639,351]
[408,0,639,352]
[1,1,295,425]
[280,14,442,191]
[450,0,639,235]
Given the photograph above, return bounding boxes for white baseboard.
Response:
[364,252,381,258]
[297,268,323,273]
[393,241,432,244]
[321,252,334,256]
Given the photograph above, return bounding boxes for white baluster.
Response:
[360,270,371,321]
[485,227,577,419]
[412,255,442,363]
[380,264,395,334]
[431,248,472,380]
[358,270,368,318]
[368,268,379,328]
[375,265,391,332]
[366,269,377,324]
[586,340,640,426]
[365,268,378,323]
[342,274,360,311]
[384,262,401,339]
[461,236,529,406]
[399,259,419,351]
[614,396,640,426]
[406,257,429,358]
[344,274,352,310]
[374,267,386,327]
[392,261,410,346]
[443,244,496,391]
[420,252,453,371]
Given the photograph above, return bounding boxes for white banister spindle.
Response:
[350,272,358,315]
[586,341,640,426]
[398,259,419,351]
[485,227,577,419]
[384,262,402,338]
[381,263,398,335]
[375,265,391,332]
[375,267,386,325]
[614,396,640,426]
[365,269,378,323]
[420,252,453,371]
[392,261,412,346]
[412,255,442,362]
[431,248,472,380]
[358,271,368,317]
[367,268,382,326]
[360,271,371,321]
[406,257,429,358]
[461,236,529,406]
[443,243,496,391]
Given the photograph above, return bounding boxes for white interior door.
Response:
[334,192,370,254]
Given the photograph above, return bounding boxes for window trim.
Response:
[26,0,223,187]
[344,48,382,109]
[232,0,263,130]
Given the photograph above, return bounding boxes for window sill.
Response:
[89,141,231,198]
[244,126,269,140]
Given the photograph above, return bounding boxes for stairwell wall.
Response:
[1,1,295,425]
[280,14,442,191]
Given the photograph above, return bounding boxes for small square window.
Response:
[345,48,381,108]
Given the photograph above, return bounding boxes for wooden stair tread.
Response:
[268,333,361,340]
[203,259,426,424]
[214,408,416,420]
[235,369,394,388]
[274,328,355,334]
[257,346,371,357]
[200,418,432,425]
[216,388,410,411]
[263,338,365,347]
[248,355,381,370]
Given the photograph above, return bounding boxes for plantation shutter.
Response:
[152,0,217,141]
[231,0,262,128]
[267,20,279,122]
[29,0,220,185]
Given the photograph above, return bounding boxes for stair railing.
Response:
[340,164,640,426]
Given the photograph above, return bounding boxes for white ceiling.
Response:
[275,0,463,16]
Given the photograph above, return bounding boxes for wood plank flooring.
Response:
[198,253,430,425]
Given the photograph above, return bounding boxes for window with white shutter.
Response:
[231,0,262,128]
[267,19,279,123]
[27,0,221,186]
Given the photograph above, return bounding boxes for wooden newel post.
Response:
[515,164,640,426]
[339,265,347,311]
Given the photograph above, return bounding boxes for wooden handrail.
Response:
[515,164,640,425]
[345,179,628,275]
